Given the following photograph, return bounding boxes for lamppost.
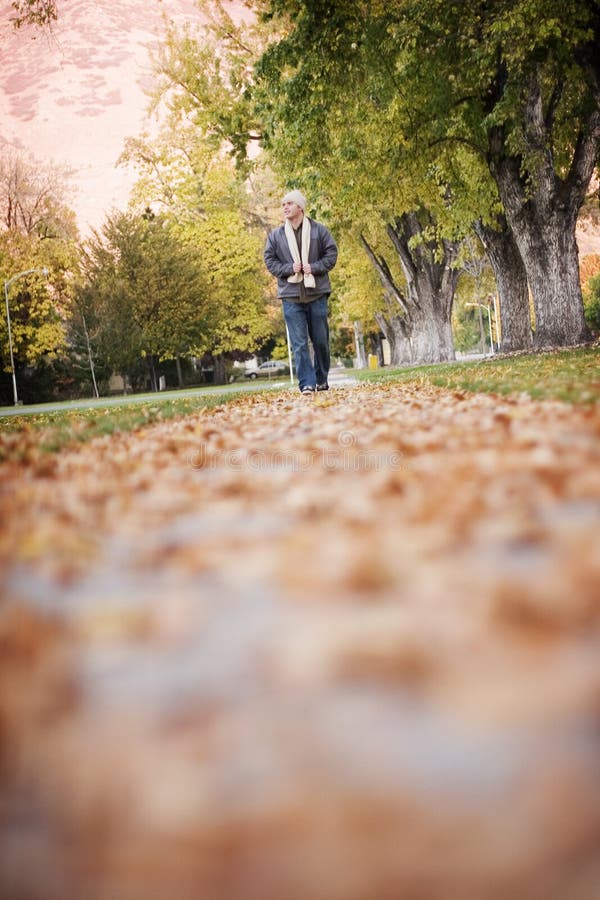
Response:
[3,267,49,406]
[466,301,495,355]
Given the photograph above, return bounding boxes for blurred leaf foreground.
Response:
[1,381,600,900]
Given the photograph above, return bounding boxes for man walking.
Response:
[264,190,338,394]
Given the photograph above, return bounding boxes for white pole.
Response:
[285,323,294,384]
[493,294,501,350]
[3,278,19,405]
[81,310,100,398]
[2,267,48,406]
[486,304,494,355]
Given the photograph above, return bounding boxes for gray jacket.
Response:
[264,219,338,299]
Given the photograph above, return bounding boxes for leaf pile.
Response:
[1,382,600,900]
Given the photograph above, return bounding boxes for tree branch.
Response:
[359,234,409,317]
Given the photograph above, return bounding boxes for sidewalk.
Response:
[0,366,359,418]
[2,380,600,899]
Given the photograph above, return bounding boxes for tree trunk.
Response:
[175,355,184,388]
[374,311,412,365]
[487,71,597,348]
[386,212,459,363]
[353,320,367,368]
[475,219,532,352]
[360,235,412,363]
[146,354,158,392]
[360,215,458,366]
[510,212,590,348]
[407,300,455,362]
[213,354,227,385]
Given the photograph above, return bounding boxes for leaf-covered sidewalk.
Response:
[2,382,600,900]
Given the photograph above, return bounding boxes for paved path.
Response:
[1,381,599,900]
[0,367,359,417]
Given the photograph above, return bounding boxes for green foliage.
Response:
[192,206,272,356]
[79,212,210,383]
[0,145,82,403]
[333,238,387,324]
[147,1,272,169]
[253,0,600,348]
[255,0,599,221]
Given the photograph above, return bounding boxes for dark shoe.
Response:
[316,382,329,391]
[301,385,315,395]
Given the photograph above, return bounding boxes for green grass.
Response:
[0,389,267,459]
[355,347,600,405]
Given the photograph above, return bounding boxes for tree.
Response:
[147,1,268,169]
[121,146,274,382]
[80,212,210,390]
[382,0,599,347]
[183,199,273,383]
[0,233,66,403]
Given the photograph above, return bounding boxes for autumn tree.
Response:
[9,0,58,29]
[121,134,274,382]
[0,144,77,239]
[0,146,79,403]
[0,234,62,399]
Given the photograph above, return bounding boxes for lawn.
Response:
[356,347,600,404]
[0,389,268,460]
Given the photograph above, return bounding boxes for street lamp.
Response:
[3,267,49,406]
[466,301,495,355]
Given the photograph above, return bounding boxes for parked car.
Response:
[245,360,290,379]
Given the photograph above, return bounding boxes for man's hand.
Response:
[302,263,312,275]
[293,262,303,274]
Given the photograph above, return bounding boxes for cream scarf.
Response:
[285,216,316,289]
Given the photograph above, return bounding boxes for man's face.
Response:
[282,199,302,220]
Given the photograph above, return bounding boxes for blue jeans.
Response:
[283,296,330,390]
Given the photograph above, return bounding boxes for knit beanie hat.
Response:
[282,190,307,210]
